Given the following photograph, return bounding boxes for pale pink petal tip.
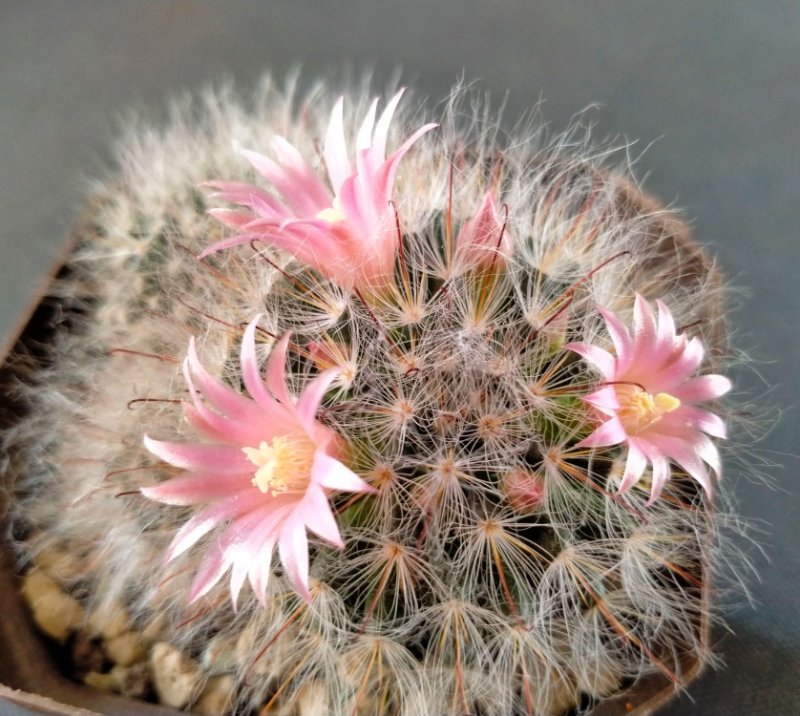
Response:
[455,191,512,271]
[571,296,730,503]
[141,317,373,605]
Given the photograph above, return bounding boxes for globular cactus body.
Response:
[7,76,731,716]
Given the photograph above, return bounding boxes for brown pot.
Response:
[0,179,718,716]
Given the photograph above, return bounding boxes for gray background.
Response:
[1,2,798,714]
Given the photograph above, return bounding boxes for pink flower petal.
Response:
[565,341,615,379]
[583,385,620,415]
[645,433,713,496]
[144,435,251,474]
[242,147,328,216]
[376,121,438,202]
[183,360,267,447]
[237,221,346,271]
[141,471,250,506]
[672,374,732,403]
[300,486,344,548]
[655,300,677,350]
[183,403,231,443]
[324,97,352,189]
[270,136,331,208]
[203,180,285,214]
[597,306,633,367]
[296,368,340,428]
[647,455,671,504]
[185,505,261,606]
[632,294,657,360]
[240,317,282,413]
[165,491,260,562]
[188,544,232,603]
[692,433,722,476]
[249,536,278,605]
[337,172,380,234]
[619,442,647,493]
[576,417,627,448]
[265,333,294,407]
[207,208,257,229]
[354,148,379,203]
[186,339,265,423]
[679,406,728,439]
[198,232,263,259]
[313,451,375,493]
[240,148,281,181]
[650,336,704,388]
[228,502,294,607]
[356,97,379,153]
[229,559,249,608]
[278,518,311,602]
[371,90,405,163]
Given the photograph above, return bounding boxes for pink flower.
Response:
[202,90,437,291]
[142,317,375,605]
[566,295,731,503]
[454,191,511,271]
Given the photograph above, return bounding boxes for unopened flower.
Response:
[455,191,511,271]
[203,90,437,291]
[567,295,731,502]
[142,317,375,605]
[502,467,546,514]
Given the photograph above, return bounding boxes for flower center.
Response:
[616,385,681,434]
[316,196,346,223]
[242,434,316,497]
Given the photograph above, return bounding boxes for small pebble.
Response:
[543,674,578,716]
[105,630,146,667]
[83,670,116,692]
[201,633,239,673]
[194,674,236,716]
[111,662,151,699]
[259,680,329,716]
[150,641,202,709]
[21,569,84,643]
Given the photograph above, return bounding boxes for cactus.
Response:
[7,76,735,715]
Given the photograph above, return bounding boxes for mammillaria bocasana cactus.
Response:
[7,76,734,715]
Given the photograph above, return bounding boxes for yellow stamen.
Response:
[316,196,345,223]
[243,434,315,496]
[654,392,681,413]
[616,386,681,434]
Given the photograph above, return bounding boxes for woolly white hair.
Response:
[6,74,741,715]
